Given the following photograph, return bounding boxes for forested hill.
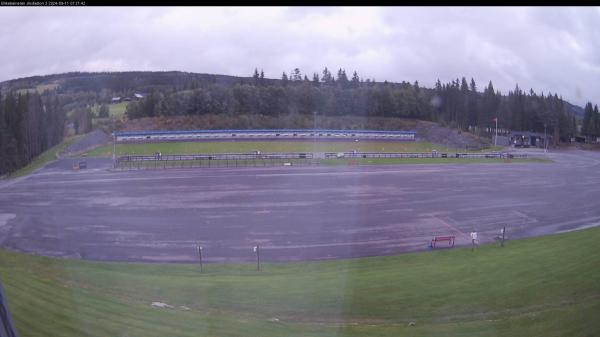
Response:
[0,70,587,127]
[0,69,596,176]
[119,69,582,143]
[0,71,254,96]
[0,69,583,131]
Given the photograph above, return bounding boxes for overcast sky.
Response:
[1,6,599,106]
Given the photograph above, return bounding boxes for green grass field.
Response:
[2,227,599,337]
[4,136,81,178]
[92,102,129,119]
[87,141,498,157]
[16,83,60,95]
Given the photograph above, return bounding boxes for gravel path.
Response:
[63,130,112,156]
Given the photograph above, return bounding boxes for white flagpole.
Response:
[494,118,498,147]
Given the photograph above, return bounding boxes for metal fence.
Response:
[114,151,528,170]
[327,152,435,159]
[120,152,313,161]
[115,152,319,170]
[329,152,528,159]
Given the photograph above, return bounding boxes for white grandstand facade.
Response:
[114,129,417,143]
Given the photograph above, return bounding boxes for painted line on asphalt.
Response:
[13,167,448,187]
[435,216,467,237]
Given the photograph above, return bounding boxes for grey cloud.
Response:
[0,6,599,106]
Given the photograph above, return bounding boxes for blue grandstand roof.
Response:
[115,129,416,136]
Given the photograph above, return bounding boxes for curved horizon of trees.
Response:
[126,68,579,142]
[0,91,65,176]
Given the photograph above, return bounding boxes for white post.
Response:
[198,245,203,272]
[494,118,498,147]
[254,245,260,271]
[313,111,317,155]
[544,124,547,153]
[112,118,116,168]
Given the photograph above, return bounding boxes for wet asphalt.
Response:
[1,149,599,263]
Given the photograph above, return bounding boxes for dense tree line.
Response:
[581,102,600,140]
[126,68,579,143]
[0,92,65,175]
[2,71,585,144]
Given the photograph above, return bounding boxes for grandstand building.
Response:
[114,129,417,143]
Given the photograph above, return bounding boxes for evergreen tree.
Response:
[312,73,320,86]
[337,68,349,88]
[281,72,289,86]
[98,103,110,118]
[470,78,477,92]
[0,90,65,175]
[582,102,593,137]
[594,105,600,138]
[460,77,469,92]
[351,71,360,88]
[292,68,302,81]
[322,67,333,84]
[252,68,260,86]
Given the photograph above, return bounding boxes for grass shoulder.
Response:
[5,135,81,178]
[2,226,599,336]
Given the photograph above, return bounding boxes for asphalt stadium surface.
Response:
[1,149,600,263]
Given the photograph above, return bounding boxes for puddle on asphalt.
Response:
[0,213,16,227]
